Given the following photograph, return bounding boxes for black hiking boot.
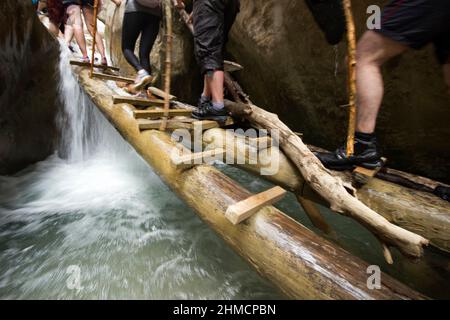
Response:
[192,103,228,122]
[196,96,211,112]
[315,134,384,171]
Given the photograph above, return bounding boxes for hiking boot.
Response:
[315,134,384,171]
[196,96,211,112]
[192,103,228,122]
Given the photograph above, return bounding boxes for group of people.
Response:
[35,0,450,171]
[35,0,120,65]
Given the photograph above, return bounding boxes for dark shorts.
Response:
[377,0,450,64]
[193,0,240,75]
[47,0,66,25]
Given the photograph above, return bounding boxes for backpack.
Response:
[135,0,161,9]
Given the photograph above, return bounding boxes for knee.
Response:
[356,35,379,67]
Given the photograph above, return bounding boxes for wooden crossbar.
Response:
[352,158,387,185]
[138,118,234,131]
[113,95,165,107]
[225,186,287,225]
[70,59,120,71]
[138,118,195,130]
[92,72,134,83]
[171,148,226,170]
[133,109,192,119]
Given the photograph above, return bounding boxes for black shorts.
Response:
[81,0,94,7]
[193,0,240,75]
[377,0,450,64]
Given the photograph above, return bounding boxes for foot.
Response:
[315,134,384,171]
[81,56,90,63]
[129,70,153,92]
[192,102,228,122]
[196,96,211,112]
[101,57,108,67]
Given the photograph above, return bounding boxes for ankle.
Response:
[211,101,224,111]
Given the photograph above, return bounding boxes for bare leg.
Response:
[443,63,450,95]
[48,22,60,37]
[208,70,224,103]
[65,5,88,58]
[202,74,211,98]
[82,6,106,60]
[355,31,408,133]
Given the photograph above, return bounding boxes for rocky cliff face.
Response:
[0,0,61,174]
[104,0,450,182]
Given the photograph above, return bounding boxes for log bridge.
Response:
[64,4,449,299]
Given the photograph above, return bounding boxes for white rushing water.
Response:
[0,46,280,299]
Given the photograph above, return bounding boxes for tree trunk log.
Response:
[223,100,429,260]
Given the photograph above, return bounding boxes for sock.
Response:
[355,131,375,142]
[354,131,376,154]
[212,101,224,111]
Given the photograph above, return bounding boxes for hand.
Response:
[112,0,122,6]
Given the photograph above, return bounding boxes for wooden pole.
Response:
[343,0,357,156]
[160,0,173,131]
[89,0,99,78]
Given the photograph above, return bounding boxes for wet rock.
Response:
[0,0,60,174]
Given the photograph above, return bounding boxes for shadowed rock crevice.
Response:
[0,0,61,174]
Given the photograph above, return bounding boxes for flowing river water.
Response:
[0,47,449,299]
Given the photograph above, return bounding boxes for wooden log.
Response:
[113,95,165,107]
[202,127,450,253]
[226,186,287,225]
[223,99,429,260]
[92,72,134,83]
[70,59,120,71]
[75,67,427,299]
[148,86,177,101]
[134,109,192,119]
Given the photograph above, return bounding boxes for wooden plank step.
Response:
[69,59,120,71]
[147,87,177,101]
[134,109,192,119]
[224,60,243,73]
[138,118,195,130]
[171,148,226,170]
[192,118,235,131]
[352,158,387,185]
[92,72,134,84]
[113,95,165,107]
[225,186,287,225]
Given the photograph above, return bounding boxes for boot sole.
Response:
[133,75,153,92]
[191,113,228,122]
